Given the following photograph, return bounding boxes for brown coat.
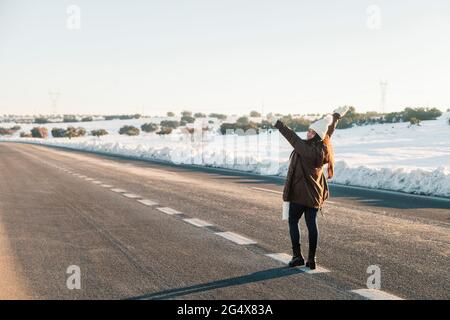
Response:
[275,114,340,208]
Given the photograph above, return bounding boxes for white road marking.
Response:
[351,289,403,300]
[137,199,159,206]
[100,184,113,188]
[183,218,213,228]
[85,178,94,181]
[251,187,282,195]
[264,253,330,273]
[92,181,102,184]
[156,207,182,215]
[215,232,257,245]
[111,188,127,193]
[123,193,141,199]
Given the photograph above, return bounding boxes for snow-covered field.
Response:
[1,113,449,197]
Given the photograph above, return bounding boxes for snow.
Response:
[1,113,449,198]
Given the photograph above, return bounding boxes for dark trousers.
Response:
[288,202,319,257]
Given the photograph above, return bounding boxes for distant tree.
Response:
[81,116,93,122]
[402,107,442,121]
[181,110,192,117]
[194,112,206,118]
[180,115,195,124]
[34,117,49,124]
[63,115,79,123]
[141,123,158,133]
[119,125,140,136]
[208,113,227,120]
[167,111,175,117]
[250,111,261,117]
[91,129,108,137]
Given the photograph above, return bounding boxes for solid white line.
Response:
[111,188,127,193]
[215,232,257,245]
[123,193,141,199]
[264,253,330,274]
[251,187,282,195]
[183,218,213,228]
[137,199,158,206]
[351,289,404,300]
[156,207,182,215]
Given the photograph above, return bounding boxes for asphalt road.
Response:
[0,142,448,300]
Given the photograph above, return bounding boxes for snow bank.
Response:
[1,113,449,198]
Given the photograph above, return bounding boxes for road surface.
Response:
[0,142,448,300]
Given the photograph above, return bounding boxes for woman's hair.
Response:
[322,135,334,179]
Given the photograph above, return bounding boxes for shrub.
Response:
[119,125,140,136]
[81,116,93,122]
[194,112,206,118]
[157,127,173,135]
[10,125,21,131]
[34,117,49,124]
[0,127,14,135]
[91,129,108,137]
[181,110,192,117]
[159,120,180,129]
[20,132,32,138]
[181,115,195,124]
[63,115,79,123]
[279,116,311,132]
[167,111,175,117]
[250,110,261,117]
[65,127,86,139]
[208,113,227,120]
[402,107,442,121]
[219,121,259,135]
[141,123,158,133]
[31,127,48,138]
[409,117,421,126]
[51,128,67,138]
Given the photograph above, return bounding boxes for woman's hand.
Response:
[333,106,350,118]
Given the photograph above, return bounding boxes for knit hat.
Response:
[309,114,333,140]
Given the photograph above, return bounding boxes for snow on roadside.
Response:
[1,114,449,198]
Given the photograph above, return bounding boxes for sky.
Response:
[1,0,449,116]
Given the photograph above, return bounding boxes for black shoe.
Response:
[288,245,305,267]
[288,256,305,267]
[305,258,316,270]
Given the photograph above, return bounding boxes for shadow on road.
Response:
[129,267,304,300]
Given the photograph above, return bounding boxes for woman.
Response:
[270,106,349,269]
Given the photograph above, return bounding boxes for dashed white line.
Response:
[264,253,330,274]
[156,207,182,215]
[251,187,282,195]
[137,199,159,206]
[183,218,213,228]
[111,188,127,193]
[100,184,113,188]
[215,232,257,245]
[123,193,142,199]
[92,181,102,184]
[351,289,403,300]
[85,178,94,181]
